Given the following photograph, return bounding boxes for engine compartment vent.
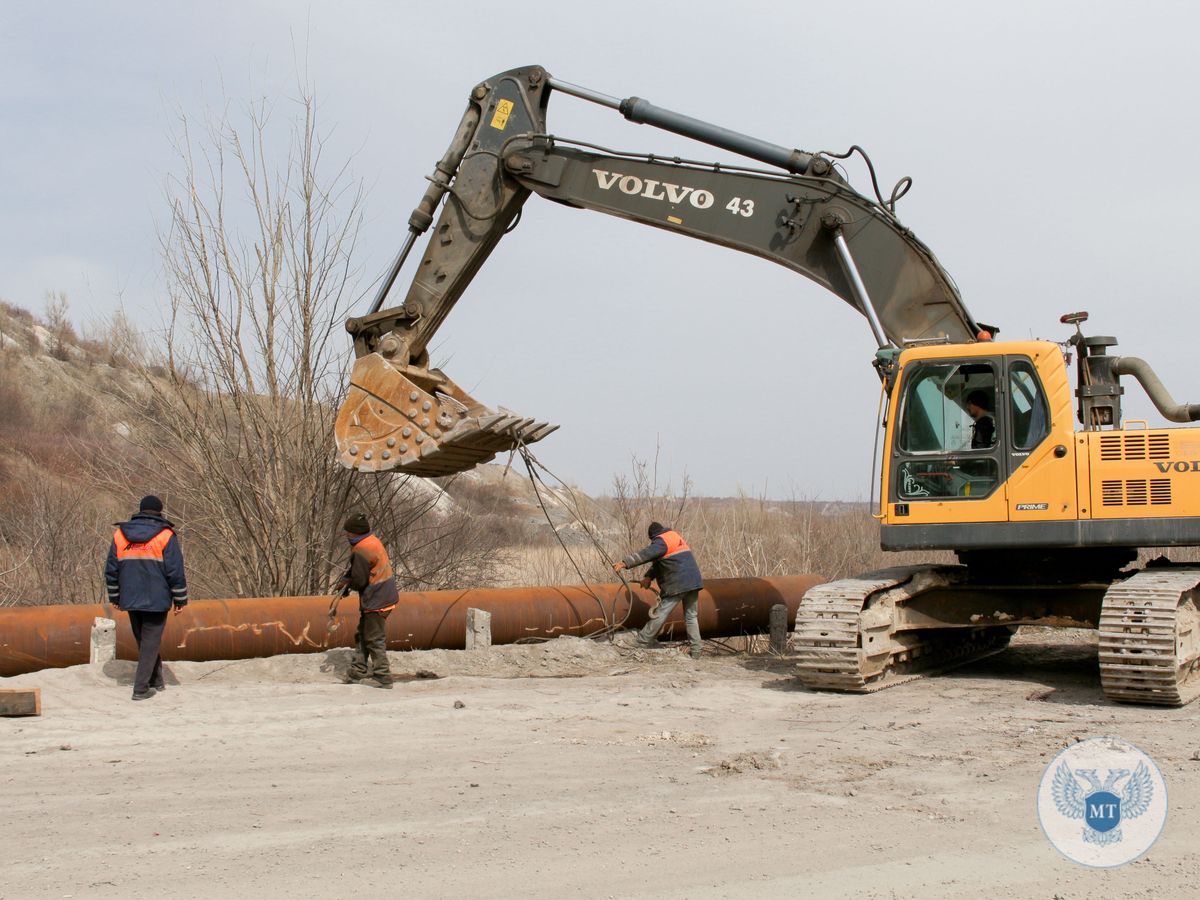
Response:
[1100,478,1173,506]
[1099,433,1172,461]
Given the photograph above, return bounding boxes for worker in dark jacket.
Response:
[613,521,705,659]
[335,513,400,688]
[104,495,189,701]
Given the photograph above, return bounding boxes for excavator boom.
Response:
[336,65,984,475]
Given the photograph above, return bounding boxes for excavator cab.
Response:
[884,343,1067,528]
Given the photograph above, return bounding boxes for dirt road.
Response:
[2,631,1197,898]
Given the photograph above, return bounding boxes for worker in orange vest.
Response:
[613,522,705,659]
[104,495,189,700]
[335,513,400,688]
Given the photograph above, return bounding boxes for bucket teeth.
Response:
[335,353,556,475]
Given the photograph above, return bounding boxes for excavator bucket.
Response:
[335,353,558,476]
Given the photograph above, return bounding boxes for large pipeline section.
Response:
[0,576,822,677]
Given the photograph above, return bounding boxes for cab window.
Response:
[894,361,1000,500]
[1009,360,1049,450]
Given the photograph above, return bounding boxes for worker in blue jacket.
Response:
[104,495,189,701]
[613,521,704,659]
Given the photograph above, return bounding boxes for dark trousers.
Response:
[349,609,391,682]
[128,610,168,693]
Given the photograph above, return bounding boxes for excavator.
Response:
[336,65,1200,706]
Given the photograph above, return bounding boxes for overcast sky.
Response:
[3,1,1199,499]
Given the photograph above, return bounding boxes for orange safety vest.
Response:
[353,533,394,584]
[114,528,173,561]
[658,530,690,558]
[353,533,397,613]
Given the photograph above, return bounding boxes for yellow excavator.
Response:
[337,66,1200,705]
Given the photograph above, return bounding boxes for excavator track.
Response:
[793,571,911,691]
[793,566,1013,693]
[1098,567,1200,706]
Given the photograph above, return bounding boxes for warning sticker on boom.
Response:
[490,99,514,130]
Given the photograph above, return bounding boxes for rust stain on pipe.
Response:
[0,575,824,677]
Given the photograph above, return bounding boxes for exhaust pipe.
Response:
[1113,357,1200,423]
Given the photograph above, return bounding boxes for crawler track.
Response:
[1099,567,1200,706]
[793,567,1013,693]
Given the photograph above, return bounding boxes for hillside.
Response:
[0,299,641,603]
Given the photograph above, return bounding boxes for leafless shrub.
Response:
[610,445,692,549]
[43,291,76,362]
[0,471,119,605]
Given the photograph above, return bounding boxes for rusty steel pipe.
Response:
[0,576,823,677]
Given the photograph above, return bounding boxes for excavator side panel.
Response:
[1085,428,1200,521]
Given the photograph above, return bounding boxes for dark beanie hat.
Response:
[647,521,666,538]
[140,495,164,513]
[343,512,370,535]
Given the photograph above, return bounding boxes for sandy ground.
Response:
[2,628,1198,899]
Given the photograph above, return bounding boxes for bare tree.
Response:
[103,86,498,599]
[610,444,692,550]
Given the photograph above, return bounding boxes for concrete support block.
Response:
[769,603,788,655]
[90,617,117,665]
[465,608,492,651]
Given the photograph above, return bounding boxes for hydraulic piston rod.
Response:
[828,225,891,351]
[0,575,823,677]
[548,76,822,176]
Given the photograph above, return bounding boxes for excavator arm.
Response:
[336,65,985,475]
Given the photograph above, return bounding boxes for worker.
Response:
[335,513,400,688]
[104,495,189,701]
[613,522,704,659]
[966,389,996,448]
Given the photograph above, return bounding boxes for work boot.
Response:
[131,687,157,701]
[368,677,394,690]
[689,649,702,660]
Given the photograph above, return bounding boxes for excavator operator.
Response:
[966,390,996,449]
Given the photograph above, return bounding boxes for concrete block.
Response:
[769,603,788,655]
[90,617,117,665]
[465,608,491,651]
